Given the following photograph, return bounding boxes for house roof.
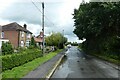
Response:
[2,22,32,34]
[36,32,43,38]
[34,37,43,42]
[34,32,43,43]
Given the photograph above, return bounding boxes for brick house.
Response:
[0,25,9,50]
[34,32,43,48]
[1,22,32,48]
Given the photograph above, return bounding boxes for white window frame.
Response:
[26,40,30,47]
[27,33,31,38]
[20,40,24,47]
[21,31,24,38]
[1,31,4,38]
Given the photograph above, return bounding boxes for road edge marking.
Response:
[45,54,65,80]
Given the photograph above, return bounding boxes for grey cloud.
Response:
[0,0,81,42]
[0,2,41,24]
[0,1,61,26]
[44,24,74,38]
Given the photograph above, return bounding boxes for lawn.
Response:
[1,49,63,79]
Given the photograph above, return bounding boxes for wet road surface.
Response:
[51,46,119,79]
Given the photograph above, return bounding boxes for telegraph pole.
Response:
[63,30,64,48]
[42,2,45,55]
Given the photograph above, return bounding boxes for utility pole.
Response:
[63,30,64,48]
[42,2,45,55]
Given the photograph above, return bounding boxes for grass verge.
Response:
[90,53,119,65]
[1,49,63,79]
[78,47,119,65]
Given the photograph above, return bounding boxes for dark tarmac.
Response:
[51,46,119,79]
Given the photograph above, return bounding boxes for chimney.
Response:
[23,24,27,29]
[40,32,43,37]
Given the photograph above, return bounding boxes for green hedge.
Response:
[1,42,14,55]
[2,49,42,71]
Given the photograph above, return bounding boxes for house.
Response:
[0,25,9,51]
[1,22,32,48]
[34,32,43,48]
[0,26,9,51]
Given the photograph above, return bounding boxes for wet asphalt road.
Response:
[51,46,119,78]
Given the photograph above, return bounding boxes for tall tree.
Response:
[73,2,120,54]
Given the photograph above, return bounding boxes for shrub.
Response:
[58,43,64,49]
[15,47,27,53]
[45,47,51,53]
[1,42,14,55]
[2,49,42,71]
[30,37,36,48]
[28,45,35,49]
[54,46,58,51]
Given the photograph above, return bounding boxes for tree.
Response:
[29,37,36,48]
[65,42,71,46]
[73,2,120,54]
[71,42,78,46]
[45,32,67,49]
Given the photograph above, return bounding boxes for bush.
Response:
[15,47,27,53]
[1,42,14,55]
[58,43,64,49]
[28,45,36,49]
[54,46,58,51]
[45,47,51,53]
[2,49,42,71]
[30,37,37,48]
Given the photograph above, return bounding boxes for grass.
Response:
[1,49,63,79]
[78,47,119,65]
[91,53,119,65]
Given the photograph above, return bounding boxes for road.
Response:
[51,46,119,79]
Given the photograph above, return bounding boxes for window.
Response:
[1,31,4,38]
[20,40,24,47]
[27,33,31,38]
[26,40,30,47]
[21,31,24,38]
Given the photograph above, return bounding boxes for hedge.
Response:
[2,49,42,71]
[1,42,14,55]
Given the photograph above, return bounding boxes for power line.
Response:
[31,0,56,27]
[31,1,42,13]
[44,16,55,26]
[38,2,56,26]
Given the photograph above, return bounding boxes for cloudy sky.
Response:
[0,0,89,43]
